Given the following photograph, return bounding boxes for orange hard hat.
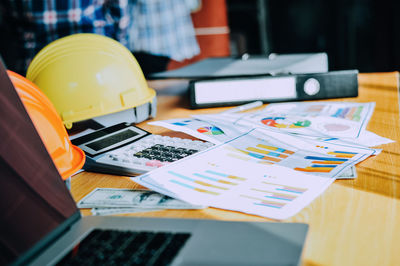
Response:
[7,70,85,180]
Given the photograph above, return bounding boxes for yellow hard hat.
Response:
[26,33,156,129]
[8,70,85,180]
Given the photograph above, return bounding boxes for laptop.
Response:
[0,60,308,266]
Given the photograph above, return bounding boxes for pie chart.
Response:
[197,126,224,135]
[324,123,351,132]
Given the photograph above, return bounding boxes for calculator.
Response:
[71,123,213,176]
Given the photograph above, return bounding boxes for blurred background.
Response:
[1,0,399,73]
[177,0,399,72]
[227,0,399,72]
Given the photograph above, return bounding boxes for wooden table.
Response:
[71,72,400,266]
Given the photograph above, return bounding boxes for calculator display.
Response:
[87,129,139,151]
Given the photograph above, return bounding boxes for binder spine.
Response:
[296,70,358,100]
[189,70,359,109]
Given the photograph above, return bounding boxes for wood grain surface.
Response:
[70,72,400,266]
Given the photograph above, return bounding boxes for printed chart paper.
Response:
[216,127,374,178]
[151,120,375,178]
[259,101,394,146]
[149,118,240,144]
[263,102,375,122]
[261,102,375,138]
[150,101,392,147]
[195,112,367,139]
[133,128,375,219]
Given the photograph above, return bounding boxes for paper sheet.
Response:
[263,102,375,123]
[195,112,368,139]
[149,118,241,144]
[134,128,336,220]
[148,120,377,178]
[149,116,389,150]
[138,101,390,220]
[149,101,393,148]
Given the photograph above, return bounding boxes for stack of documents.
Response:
[130,101,393,220]
[152,102,389,147]
[78,188,204,216]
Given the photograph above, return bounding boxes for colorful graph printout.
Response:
[216,127,374,178]
[263,102,375,123]
[195,111,368,138]
[133,128,337,220]
[150,117,375,177]
[150,118,242,144]
[150,113,393,148]
[259,102,376,138]
[264,102,373,118]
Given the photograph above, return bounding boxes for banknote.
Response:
[337,166,357,179]
[91,207,162,216]
[78,188,204,209]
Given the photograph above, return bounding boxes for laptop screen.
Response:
[0,60,79,264]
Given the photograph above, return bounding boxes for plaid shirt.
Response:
[0,0,129,75]
[127,0,199,62]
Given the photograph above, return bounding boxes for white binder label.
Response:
[194,77,297,104]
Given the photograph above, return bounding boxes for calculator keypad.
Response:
[134,144,198,162]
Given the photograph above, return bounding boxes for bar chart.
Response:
[226,143,296,165]
[133,128,343,219]
[240,181,308,209]
[167,169,246,196]
[219,130,371,177]
[294,150,356,173]
[331,106,364,121]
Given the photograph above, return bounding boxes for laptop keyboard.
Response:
[57,229,191,266]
